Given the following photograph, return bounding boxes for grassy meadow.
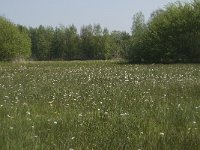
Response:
[0,61,200,149]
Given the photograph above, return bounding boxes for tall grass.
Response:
[0,61,200,149]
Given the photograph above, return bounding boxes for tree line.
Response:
[1,0,200,63]
[0,18,130,61]
[28,24,130,61]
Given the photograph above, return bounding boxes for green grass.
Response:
[0,61,200,149]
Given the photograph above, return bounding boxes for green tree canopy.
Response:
[128,0,200,63]
[0,16,31,61]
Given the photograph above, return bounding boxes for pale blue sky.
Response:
[0,0,188,32]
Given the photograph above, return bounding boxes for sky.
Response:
[0,0,188,32]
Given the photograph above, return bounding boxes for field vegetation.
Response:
[0,61,200,149]
[1,0,200,149]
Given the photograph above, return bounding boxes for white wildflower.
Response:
[78,113,83,117]
[178,104,181,108]
[7,114,14,119]
[26,111,31,115]
[104,112,108,115]
[23,102,28,106]
[160,132,164,136]
[48,100,54,104]
[120,113,129,116]
[27,118,31,121]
